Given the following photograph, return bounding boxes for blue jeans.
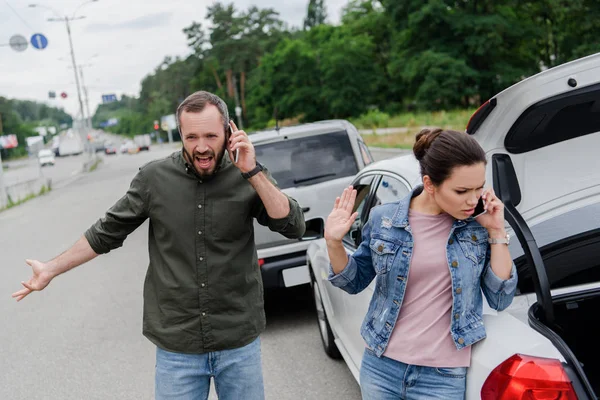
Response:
[155,337,264,400]
[360,348,466,400]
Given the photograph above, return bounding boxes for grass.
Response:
[88,159,101,172]
[0,184,52,213]
[353,109,476,149]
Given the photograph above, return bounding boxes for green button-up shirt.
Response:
[84,150,305,353]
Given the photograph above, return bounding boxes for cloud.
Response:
[85,12,173,33]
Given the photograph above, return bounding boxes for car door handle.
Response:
[302,207,310,213]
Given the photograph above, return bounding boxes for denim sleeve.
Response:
[480,244,518,311]
[327,217,376,295]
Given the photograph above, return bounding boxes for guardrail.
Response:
[0,176,52,209]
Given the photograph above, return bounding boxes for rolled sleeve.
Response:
[483,262,518,294]
[328,257,357,288]
[481,261,518,311]
[84,169,149,254]
[262,196,306,239]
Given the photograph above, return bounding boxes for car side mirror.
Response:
[302,218,324,240]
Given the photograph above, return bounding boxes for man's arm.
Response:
[248,171,290,219]
[13,168,150,301]
[12,236,98,301]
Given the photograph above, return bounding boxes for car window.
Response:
[358,141,374,166]
[254,130,358,189]
[373,175,411,208]
[343,175,374,248]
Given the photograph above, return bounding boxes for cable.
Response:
[3,0,36,32]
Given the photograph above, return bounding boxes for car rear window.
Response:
[254,130,358,189]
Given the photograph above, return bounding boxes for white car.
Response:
[37,149,55,167]
[308,51,600,399]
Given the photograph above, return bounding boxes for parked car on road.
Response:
[250,120,375,289]
[308,52,600,399]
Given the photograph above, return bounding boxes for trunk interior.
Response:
[536,294,600,396]
[524,229,600,396]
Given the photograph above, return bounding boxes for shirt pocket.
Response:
[369,238,400,275]
[210,201,251,240]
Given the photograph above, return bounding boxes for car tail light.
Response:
[258,259,265,267]
[481,354,577,400]
[466,98,496,135]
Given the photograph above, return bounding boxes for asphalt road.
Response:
[0,145,405,400]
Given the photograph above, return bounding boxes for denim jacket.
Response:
[328,186,518,357]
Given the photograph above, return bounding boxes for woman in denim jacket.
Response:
[326,128,518,399]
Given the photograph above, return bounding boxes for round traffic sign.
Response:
[9,35,28,52]
[30,33,49,50]
[61,92,68,99]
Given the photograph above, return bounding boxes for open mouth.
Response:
[194,155,213,170]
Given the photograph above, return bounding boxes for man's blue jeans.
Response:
[155,337,264,400]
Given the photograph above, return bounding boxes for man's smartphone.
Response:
[473,196,487,218]
[227,123,239,163]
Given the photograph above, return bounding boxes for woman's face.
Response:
[429,162,487,220]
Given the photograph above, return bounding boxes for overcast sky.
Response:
[0,0,349,119]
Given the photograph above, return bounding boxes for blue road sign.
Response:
[101,94,118,103]
[30,33,48,50]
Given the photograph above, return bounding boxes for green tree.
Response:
[303,0,327,29]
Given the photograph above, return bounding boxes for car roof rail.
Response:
[492,153,554,324]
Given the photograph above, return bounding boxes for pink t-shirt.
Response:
[381,209,471,367]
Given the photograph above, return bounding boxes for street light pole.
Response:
[79,66,92,131]
[29,1,98,157]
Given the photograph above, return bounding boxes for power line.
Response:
[3,0,36,32]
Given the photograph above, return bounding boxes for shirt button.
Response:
[451,261,458,268]
[448,239,454,245]
[202,312,206,316]
[454,313,460,320]
[198,231,202,235]
[456,287,462,294]
[201,283,205,288]
[198,204,202,209]
[199,257,204,261]
[472,235,478,241]
[377,244,384,252]
[458,338,465,345]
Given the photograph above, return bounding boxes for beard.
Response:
[183,143,226,179]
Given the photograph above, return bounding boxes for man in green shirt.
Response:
[12,91,306,399]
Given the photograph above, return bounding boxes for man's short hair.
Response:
[176,91,229,133]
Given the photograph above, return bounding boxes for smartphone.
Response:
[227,123,239,163]
[473,196,487,218]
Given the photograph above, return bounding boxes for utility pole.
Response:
[79,65,92,131]
[0,112,7,208]
[232,74,243,130]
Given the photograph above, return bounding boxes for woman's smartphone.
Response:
[473,196,487,218]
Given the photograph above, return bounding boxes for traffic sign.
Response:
[49,91,56,99]
[61,92,68,99]
[9,35,28,52]
[102,94,117,103]
[30,33,49,50]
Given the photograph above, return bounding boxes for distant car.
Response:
[37,149,55,167]
[120,140,139,154]
[104,142,117,155]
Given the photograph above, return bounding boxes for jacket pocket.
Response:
[456,229,488,264]
[369,238,399,275]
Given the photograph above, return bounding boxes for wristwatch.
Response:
[488,232,510,245]
[241,162,264,179]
